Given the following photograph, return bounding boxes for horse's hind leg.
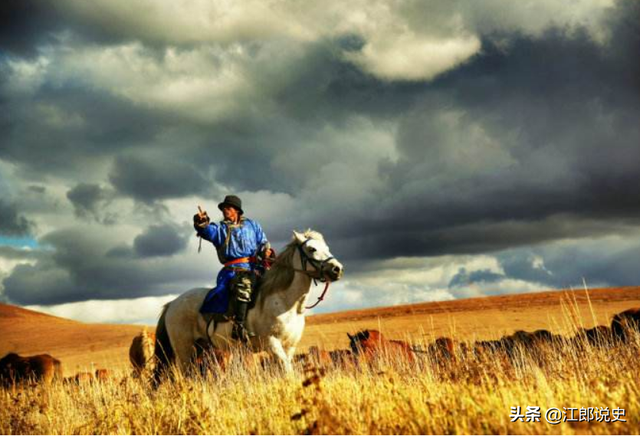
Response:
[168,329,196,375]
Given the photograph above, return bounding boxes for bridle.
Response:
[268,237,336,309]
[297,238,335,309]
[297,238,335,283]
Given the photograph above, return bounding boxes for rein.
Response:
[305,281,330,309]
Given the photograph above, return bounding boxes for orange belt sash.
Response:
[224,256,256,267]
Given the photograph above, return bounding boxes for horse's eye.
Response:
[308,247,317,253]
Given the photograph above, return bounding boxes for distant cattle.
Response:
[348,330,416,364]
[611,308,640,342]
[129,328,156,376]
[0,352,62,386]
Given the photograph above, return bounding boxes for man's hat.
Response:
[218,195,244,215]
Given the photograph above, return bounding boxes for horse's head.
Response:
[292,230,343,282]
[347,330,379,354]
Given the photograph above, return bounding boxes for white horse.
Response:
[153,229,343,379]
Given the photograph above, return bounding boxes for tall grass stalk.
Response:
[1,319,639,434]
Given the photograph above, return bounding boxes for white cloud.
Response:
[55,0,615,47]
[26,294,179,324]
[43,43,255,123]
[448,278,548,300]
[59,0,315,45]
[313,254,515,312]
[19,0,615,93]
[3,57,50,96]
[531,254,553,275]
[345,33,481,81]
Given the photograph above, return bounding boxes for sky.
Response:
[0,0,639,325]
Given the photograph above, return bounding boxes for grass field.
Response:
[1,286,640,434]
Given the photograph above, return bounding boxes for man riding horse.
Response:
[193,195,273,343]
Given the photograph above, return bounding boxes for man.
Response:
[193,195,273,343]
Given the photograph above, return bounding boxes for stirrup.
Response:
[232,322,253,343]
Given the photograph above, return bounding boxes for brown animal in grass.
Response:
[432,337,457,358]
[95,368,111,381]
[509,330,548,349]
[129,328,156,376]
[193,338,234,375]
[531,329,558,342]
[192,339,268,375]
[348,329,416,364]
[328,349,356,368]
[469,329,563,363]
[294,346,334,368]
[611,308,640,342]
[575,325,614,346]
[473,339,506,354]
[496,329,563,357]
[0,352,62,386]
[307,346,332,367]
[73,372,94,383]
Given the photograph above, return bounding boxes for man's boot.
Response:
[232,300,251,344]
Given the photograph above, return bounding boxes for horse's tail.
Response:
[153,303,173,386]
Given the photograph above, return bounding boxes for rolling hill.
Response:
[2,286,640,376]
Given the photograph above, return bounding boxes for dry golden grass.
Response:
[1,286,640,434]
[1,330,639,434]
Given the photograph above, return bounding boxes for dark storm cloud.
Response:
[0,200,34,236]
[27,185,46,194]
[326,216,628,271]
[0,82,172,178]
[321,3,640,262]
[0,0,157,56]
[2,227,206,305]
[66,183,112,218]
[186,2,639,261]
[133,224,189,258]
[187,43,421,194]
[1,0,639,308]
[448,268,503,288]
[497,235,640,290]
[109,155,211,203]
[0,0,60,56]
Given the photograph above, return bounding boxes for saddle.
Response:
[203,274,263,327]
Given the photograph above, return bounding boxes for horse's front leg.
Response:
[267,336,293,373]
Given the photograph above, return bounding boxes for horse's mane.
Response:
[258,229,324,301]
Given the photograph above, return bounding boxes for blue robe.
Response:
[195,217,268,314]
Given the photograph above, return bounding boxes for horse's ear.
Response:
[292,230,305,243]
